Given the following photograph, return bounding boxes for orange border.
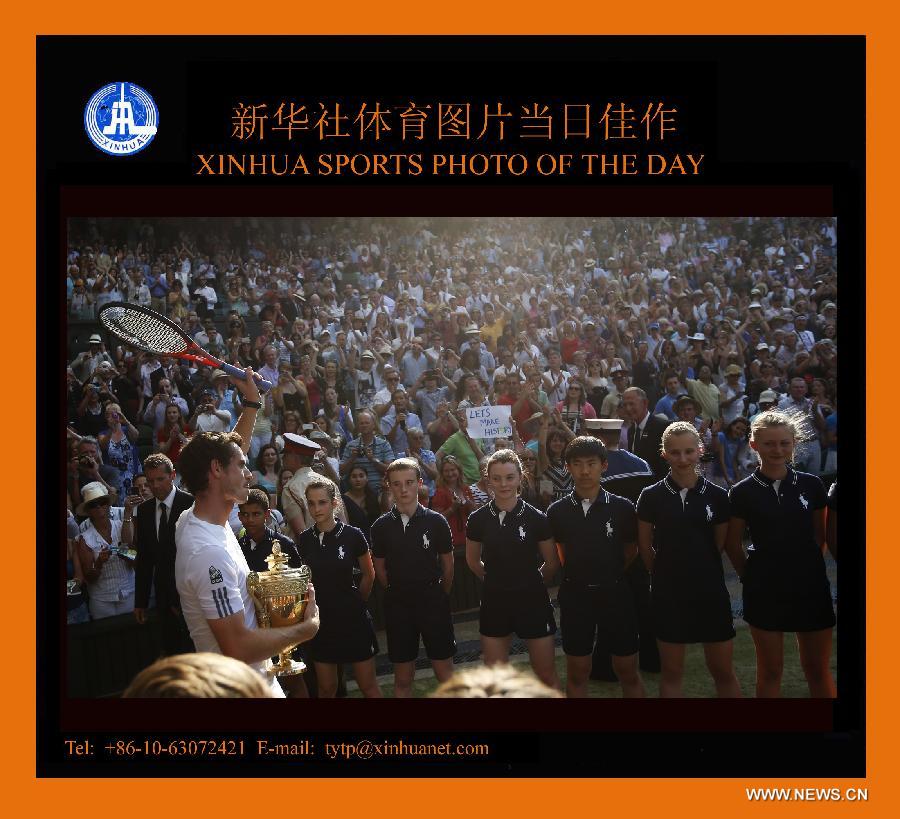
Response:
[7,3,890,815]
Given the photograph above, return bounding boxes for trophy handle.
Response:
[246,572,270,628]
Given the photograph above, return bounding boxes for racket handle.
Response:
[220,363,274,394]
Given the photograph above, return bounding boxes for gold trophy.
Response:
[247,543,311,676]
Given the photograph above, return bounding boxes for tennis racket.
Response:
[98,302,274,393]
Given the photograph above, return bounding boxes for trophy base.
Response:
[271,659,307,677]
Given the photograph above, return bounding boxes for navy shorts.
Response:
[480,582,557,640]
[384,582,457,663]
[304,594,380,665]
[558,579,639,657]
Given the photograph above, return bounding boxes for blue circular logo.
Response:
[84,82,159,156]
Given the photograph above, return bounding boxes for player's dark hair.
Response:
[178,431,244,495]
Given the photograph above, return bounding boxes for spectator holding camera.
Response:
[74,482,135,619]
[339,409,395,495]
[75,378,110,437]
[155,403,191,466]
[69,435,122,508]
[143,377,189,432]
[189,389,232,434]
[70,333,115,382]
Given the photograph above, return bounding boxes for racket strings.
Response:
[100,305,188,355]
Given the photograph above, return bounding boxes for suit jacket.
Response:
[628,414,670,479]
[134,489,194,610]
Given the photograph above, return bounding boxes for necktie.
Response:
[158,503,168,539]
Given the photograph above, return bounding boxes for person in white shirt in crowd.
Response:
[190,390,233,434]
[719,364,747,425]
[193,281,218,318]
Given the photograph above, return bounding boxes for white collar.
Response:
[158,486,177,510]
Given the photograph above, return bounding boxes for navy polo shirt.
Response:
[636,475,730,592]
[370,505,453,588]
[547,489,637,588]
[297,521,369,598]
[466,499,553,591]
[237,526,302,574]
[728,467,827,596]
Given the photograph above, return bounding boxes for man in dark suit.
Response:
[622,387,671,479]
[126,453,195,656]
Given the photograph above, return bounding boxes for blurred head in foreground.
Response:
[122,652,273,698]
[429,664,564,699]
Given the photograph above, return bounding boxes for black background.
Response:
[38,35,864,778]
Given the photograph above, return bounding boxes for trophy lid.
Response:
[250,542,311,592]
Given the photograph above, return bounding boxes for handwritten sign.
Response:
[466,405,512,439]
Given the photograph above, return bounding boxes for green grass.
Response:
[346,627,837,698]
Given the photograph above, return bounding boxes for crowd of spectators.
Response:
[65,215,838,626]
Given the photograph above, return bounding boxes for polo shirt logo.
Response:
[606,521,614,537]
[799,493,809,510]
[518,525,526,541]
[706,504,713,521]
[338,546,345,559]
[422,533,430,549]
[209,566,223,584]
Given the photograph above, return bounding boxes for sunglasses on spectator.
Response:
[87,499,110,510]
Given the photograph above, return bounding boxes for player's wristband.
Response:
[242,398,262,409]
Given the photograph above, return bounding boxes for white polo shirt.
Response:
[174,505,284,697]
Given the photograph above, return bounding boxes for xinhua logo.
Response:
[84,82,159,155]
